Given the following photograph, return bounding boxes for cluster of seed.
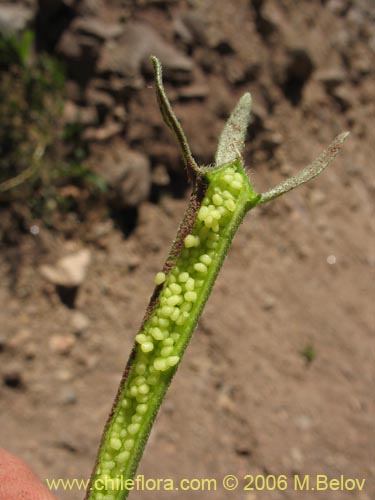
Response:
[91,166,244,499]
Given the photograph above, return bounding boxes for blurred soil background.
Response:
[0,0,374,499]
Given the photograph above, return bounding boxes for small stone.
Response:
[40,248,91,288]
[0,5,33,35]
[294,414,312,431]
[309,189,326,206]
[333,86,352,109]
[8,329,32,350]
[49,334,76,355]
[60,387,77,405]
[290,447,304,467]
[55,369,73,382]
[262,294,275,311]
[71,311,90,334]
[98,22,193,85]
[179,12,207,45]
[73,16,123,41]
[91,143,151,208]
[315,68,346,91]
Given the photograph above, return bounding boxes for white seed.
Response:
[211,209,221,220]
[135,334,147,344]
[212,193,223,206]
[170,307,180,322]
[138,384,150,395]
[136,404,148,415]
[198,206,209,220]
[167,295,182,306]
[184,291,197,302]
[185,277,195,291]
[110,438,122,450]
[117,451,130,464]
[132,414,142,423]
[178,272,189,283]
[135,363,146,375]
[194,262,207,274]
[199,254,212,265]
[161,305,173,317]
[162,338,174,346]
[141,341,154,353]
[161,346,174,357]
[231,180,242,190]
[184,235,197,248]
[176,312,188,325]
[134,376,145,386]
[154,272,166,285]
[181,302,192,313]
[158,318,170,328]
[150,327,164,341]
[154,358,168,371]
[128,423,140,435]
[130,386,138,397]
[168,356,180,367]
[170,283,182,294]
[225,199,236,211]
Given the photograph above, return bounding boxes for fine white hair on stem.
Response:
[215,92,252,167]
[259,131,350,204]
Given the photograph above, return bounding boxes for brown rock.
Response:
[0,4,33,35]
[73,16,123,41]
[98,22,193,87]
[40,248,91,288]
[49,334,76,355]
[92,143,151,208]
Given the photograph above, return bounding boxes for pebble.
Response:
[98,22,193,85]
[60,387,78,405]
[40,248,91,288]
[294,414,312,431]
[71,311,91,334]
[49,334,76,355]
[309,189,326,206]
[91,143,151,208]
[315,68,346,91]
[0,4,33,35]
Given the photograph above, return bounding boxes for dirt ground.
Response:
[0,0,374,499]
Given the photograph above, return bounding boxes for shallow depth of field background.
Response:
[0,1,373,499]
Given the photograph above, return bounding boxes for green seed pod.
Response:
[85,56,349,500]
